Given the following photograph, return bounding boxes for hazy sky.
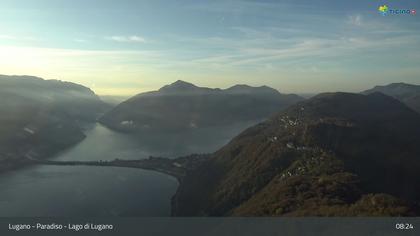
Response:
[0,0,419,95]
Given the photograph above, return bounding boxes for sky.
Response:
[0,0,419,96]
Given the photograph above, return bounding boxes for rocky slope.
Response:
[172,92,420,216]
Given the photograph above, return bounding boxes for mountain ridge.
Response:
[362,82,420,113]
[0,75,110,172]
[172,92,420,216]
[99,80,304,132]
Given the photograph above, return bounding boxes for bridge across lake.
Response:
[27,157,186,181]
[26,154,208,182]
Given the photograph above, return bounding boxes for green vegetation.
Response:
[172,92,420,216]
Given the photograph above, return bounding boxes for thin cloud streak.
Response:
[0,35,39,41]
[105,35,147,43]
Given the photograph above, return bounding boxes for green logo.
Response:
[378,5,389,15]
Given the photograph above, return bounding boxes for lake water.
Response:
[0,122,253,216]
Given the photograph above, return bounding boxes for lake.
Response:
[0,122,253,216]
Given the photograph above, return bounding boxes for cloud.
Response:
[74,39,88,43]
[162,27,420,72]
[347,14,363,26]
[105,35,146,43]
[0,35,39,41]
[0,35,16,40]
[0,45,165,73]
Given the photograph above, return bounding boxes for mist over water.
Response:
[0,122,255,216]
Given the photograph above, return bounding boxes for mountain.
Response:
[158,80,219,95]
[0,75,110,121]
[362,83,420,113]
[0,75,110,172]
[99,95,130,106]
[99,80,304,132]
[172,92,420,216]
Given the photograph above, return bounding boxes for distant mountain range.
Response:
[0,75,110,172]
[172,92,420,216]
[99,80,304,132]
[2,75,420,217]
[99,95,130,106]
[363,83,420,113]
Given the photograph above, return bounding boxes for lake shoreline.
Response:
[26,153,209,186]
